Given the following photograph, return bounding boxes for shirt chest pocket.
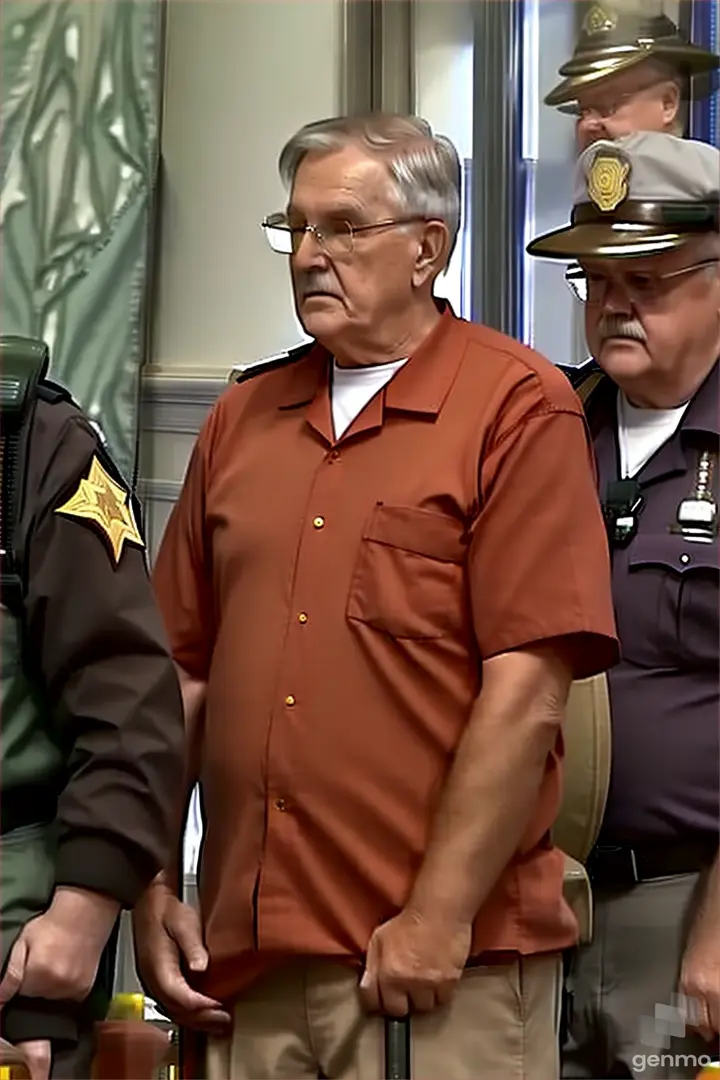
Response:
[347,504,469,640]
[624,533,718,668]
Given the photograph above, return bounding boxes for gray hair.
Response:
[278,113,462,264]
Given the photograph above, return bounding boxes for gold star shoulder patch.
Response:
[54,455,145,566]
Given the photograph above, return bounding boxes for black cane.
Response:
[384,1015,411,1079]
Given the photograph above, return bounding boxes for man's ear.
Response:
[661,80,681,127]
[412,221,450,288]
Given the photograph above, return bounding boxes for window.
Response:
[414,0,584,364]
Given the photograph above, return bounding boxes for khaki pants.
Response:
[207,953,562,1079]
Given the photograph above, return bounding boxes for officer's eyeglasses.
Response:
[565,78,668,120]
[565,258,720,305]
[261,212,429,257]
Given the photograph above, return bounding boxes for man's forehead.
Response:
[290,146,391,204]
[580,243,699,274]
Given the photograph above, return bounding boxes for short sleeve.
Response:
[469,404,619,679]
[152,423,216,680]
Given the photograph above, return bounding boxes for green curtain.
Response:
[1,0,164,480]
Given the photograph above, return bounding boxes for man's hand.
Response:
[679,931,720,1041]
[132,876,231,1034]
[0,887,119,1004]
[15,1041,51,1080]
[359,908,472,1016]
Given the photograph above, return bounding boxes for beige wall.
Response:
[137,0,344,563]
[151,0,343,378]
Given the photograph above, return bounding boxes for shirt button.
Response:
[329,450,340,463]
[298,612,308,624]
[680,553,690,564]
[285,694,296,707]
[274,798,287,812]
[313,516,325,529]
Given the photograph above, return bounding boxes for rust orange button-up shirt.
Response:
[153,304,619,1001]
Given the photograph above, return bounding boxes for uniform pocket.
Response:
[625,533,718,667]
[347,504,468,639]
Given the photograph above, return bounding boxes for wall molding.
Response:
[136,477,183,503]
[140,372,227,434]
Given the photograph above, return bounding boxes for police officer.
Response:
[527,133,720,1078]
[544,1,719,151]
[543,1,720,322]
[0,337,185,1080]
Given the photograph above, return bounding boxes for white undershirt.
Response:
[617,390,689,478]
[331,357,408,439]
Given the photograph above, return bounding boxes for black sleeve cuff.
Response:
[1,998,79,1047]
[55,834,156,908]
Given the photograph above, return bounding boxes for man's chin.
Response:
[297,305,346,342]
[595,338,650,375]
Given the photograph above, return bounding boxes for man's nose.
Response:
[602,279,633,313]
[292,227,328,271]
[577,115,605,148]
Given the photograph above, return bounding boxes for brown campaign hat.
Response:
[526,131,719,261]
[544,3,720,107]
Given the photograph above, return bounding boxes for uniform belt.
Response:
[587,839,717,886]
[1,785,58,835]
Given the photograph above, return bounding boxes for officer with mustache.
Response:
[528,131,720,1078]
[544,1,719,341]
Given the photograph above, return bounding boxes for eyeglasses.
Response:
[565,258,719,305]
[261,212,429,257]
[566,78,667,121]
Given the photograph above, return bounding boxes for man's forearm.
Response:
[688,850,720,945]
[408,646,570,927]
[161,666,206,894]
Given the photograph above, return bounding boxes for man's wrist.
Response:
[407,866,475,928]
[49,886,120,937]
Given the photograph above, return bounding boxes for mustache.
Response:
[296,274,341,300]
[597,315,647,344]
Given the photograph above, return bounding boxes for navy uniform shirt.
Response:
[586,360,719,843]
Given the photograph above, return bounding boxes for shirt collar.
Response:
[276,300,465,417]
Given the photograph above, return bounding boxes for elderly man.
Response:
[544,2,719,152]
[528,132,720,1079]
[133,113,619,1080]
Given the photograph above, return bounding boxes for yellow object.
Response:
[697,1064,720,1078]
[106,991,146,1021]
[587,154,630,213]
[54,455,144,564]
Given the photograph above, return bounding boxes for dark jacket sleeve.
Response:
[20,401,186,903]
[2,401,184,1048]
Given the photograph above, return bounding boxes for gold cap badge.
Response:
[587,153,631,212]
[583,3,619,35]
[55,455,144,565]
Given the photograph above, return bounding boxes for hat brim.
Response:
[526,222,695,260]
[544,55,648,105]
[544,44,720,106]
